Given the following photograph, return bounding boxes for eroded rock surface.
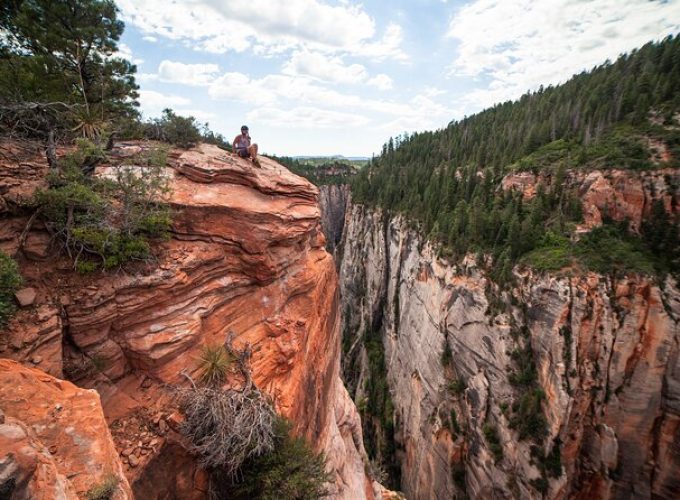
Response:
[0,359,131,499]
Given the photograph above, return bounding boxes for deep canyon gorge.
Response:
[320,167,680,499]
[2,137,678,499]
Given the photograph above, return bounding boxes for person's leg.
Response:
[249,144,260,166]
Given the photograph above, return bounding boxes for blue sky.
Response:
[116,0,680,157]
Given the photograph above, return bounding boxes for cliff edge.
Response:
[0,140,380,498]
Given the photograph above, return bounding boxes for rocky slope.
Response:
[333,169,680,499]
[0,140,378,499]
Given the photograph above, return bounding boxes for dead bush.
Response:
[179,333,276,478]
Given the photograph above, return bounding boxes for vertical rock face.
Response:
[338,202,680,499]
[1,142,377,499]
[318,184,351,256]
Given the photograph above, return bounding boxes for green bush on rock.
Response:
[34,139,171,271]
[0,251,23,326]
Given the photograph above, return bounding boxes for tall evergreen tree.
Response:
[0,0,138,140]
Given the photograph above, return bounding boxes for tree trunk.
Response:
[46,129,58,169]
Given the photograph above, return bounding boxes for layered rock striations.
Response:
[0,141,377,499]
[336,169,680,499]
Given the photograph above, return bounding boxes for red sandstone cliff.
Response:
[501,168,679,232]
[0,140,378,498]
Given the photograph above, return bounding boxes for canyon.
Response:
[2,137,679,500]
[322,167,680,499]
[0,141,381,499]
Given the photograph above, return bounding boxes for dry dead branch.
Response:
[178,332,276,477]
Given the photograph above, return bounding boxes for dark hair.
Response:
[241,125,248,131]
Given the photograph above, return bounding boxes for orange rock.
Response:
[2,140,375,499]
[502,168,679,233]
[0,359,131,498]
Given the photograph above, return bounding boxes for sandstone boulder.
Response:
[0,359,131,498]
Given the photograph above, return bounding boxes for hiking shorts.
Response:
[237,148,249,158]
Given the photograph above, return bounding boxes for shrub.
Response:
[508,346,537,388]
[218,417,331,500]
[441,338,453,366]
[483,423,503,462]
[522,232,572,272]
[532,439,563,478]
[180,336,276,477]
[575,224,656,275]
[449,409,461,435]
[451,461,466,490]
[510,388,548,442]
[145,109,201,148]
[530,476,549,495]
[34,140,171,271]
[197,344,232,387]
[179,384,276,476]
[61,138,105,173]
[85,474,119,500]
[0,251,22,326]
[447,377,466,396]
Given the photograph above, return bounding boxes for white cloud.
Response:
[208,72,279,106]
[247,106,370,128]
[136,73,159,83]
[360,23,407,62]
[423,86,446,98]
[117,0,406,60]
[367,74,394,90]
[116,42,144,65]
[142,35,157,42]
[208,72,406,114]
[283,50,368,84]
[208,71,453,132]
[138,90,191,118]
[174,108,217,123]
[447,0,680,110]
[157,60,220,86]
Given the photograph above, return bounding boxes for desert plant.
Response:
[85,474,119,500]
[447,377,466,396]
[441,338,453,366]
[0,251,22,326]
[197,344,232,387]
[144,109,201,148]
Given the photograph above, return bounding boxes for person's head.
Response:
[241,125,249,135]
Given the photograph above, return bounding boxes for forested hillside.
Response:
[270,155,358,185]
[353,35,680,279]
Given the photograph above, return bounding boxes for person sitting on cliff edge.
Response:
[232,125,260,167]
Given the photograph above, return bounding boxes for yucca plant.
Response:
[197,344,232,387]
[71,109,107,140]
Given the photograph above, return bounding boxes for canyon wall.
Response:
[319,184,351,257]
[0,141,378,499]
[332,169,680,499]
